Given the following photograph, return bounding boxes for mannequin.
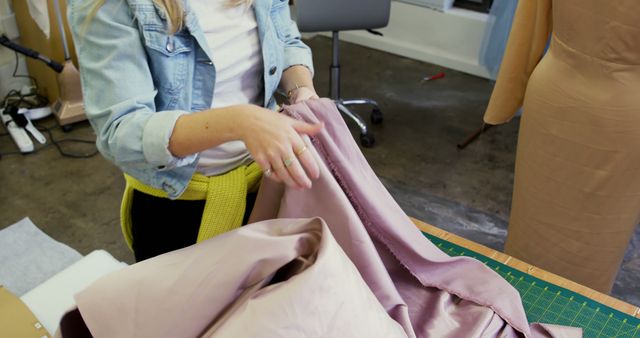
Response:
[484,0,640,293]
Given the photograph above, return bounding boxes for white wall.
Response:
[0,0,30,99]
[314,2,491,79]
[0,0,19,39]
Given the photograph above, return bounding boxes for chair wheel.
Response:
[360,133,375,148]
[61,124,73,132]
[371,108,383,125]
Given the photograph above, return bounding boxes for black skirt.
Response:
[130,189,257,262]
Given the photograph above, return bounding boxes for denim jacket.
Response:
[68,0,313,198]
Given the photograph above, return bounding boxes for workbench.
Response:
[413,218,640,338]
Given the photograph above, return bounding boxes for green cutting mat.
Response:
[422,232,640,338]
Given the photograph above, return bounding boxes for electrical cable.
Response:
[1,89,96,159]
[0,37,96,159]
[11,51,38,88]
[0,35,64,73]
[1,89,49,110]
[36,124,99,159]
[0,123,98,159]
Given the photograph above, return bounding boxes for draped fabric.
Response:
[57,99,580,338]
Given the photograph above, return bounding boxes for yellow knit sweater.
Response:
[120,162,263,249]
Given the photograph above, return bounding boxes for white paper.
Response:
[0,217,82,295]
[21,250,128,335]
[27,0,50,39]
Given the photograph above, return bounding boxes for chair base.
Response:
[328,31,384,148]
[334,98,383,148]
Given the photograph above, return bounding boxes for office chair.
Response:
[294,0,391,147]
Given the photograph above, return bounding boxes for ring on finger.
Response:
[283,157,295,168]
[295,146,308,157]
[263,168,272,177]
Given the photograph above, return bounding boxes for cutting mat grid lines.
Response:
[422,233,640,338]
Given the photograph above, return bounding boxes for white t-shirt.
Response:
[190,0,264,176]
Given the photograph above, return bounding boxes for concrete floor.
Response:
[1,36,637,306]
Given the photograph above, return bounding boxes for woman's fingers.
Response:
[266,171,283,183]
[293,140,319,180]
[285,152,312,189]
[254,154,281,183]
[292,120,324,136]
[268,151,299,188]
[247,113,323,189]
[265,142,315,189]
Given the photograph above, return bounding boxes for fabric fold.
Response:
[58,99,581,338]
[60,218,406,338]
[256,98,580,338]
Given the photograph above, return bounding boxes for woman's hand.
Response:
[240,105,323,189]
[280,65,318,104]
[288,86,320,104]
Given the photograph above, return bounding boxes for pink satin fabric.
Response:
[61,218,407,338]
[251,99,580,338]
[57,99,581,338]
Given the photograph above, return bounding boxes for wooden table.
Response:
[412,218,640,319]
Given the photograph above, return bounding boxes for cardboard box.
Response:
[0,285,52,338]
[12,0,78,104]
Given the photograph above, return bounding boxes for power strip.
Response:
[1,108,34,153]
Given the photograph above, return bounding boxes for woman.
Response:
[68,0,323,261]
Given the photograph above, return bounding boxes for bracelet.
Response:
[287,84,309,99]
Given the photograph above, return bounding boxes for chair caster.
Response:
[360,133,375,148]
[371,108,383,125]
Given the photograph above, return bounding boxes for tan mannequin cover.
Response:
[484,0,640,293]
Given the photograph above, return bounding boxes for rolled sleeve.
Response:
[284,45,314,76]
[69,0,197,173]
[281,9,314,76]
[142,110,198,170]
